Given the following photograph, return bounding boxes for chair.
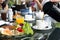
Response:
[48,28,60,40]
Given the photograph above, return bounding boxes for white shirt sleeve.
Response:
[42,0,50,6]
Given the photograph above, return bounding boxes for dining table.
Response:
[0,20,55,40]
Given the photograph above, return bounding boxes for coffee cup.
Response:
[25,15,32,19]
[36,20,48,28]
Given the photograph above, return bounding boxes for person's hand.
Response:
[33,0,39,3]
[50,0,60,2]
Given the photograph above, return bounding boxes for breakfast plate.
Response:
[32,25,52,30]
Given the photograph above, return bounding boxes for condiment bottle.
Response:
[7,8,13,22]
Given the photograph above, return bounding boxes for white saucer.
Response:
[33,25,52,30]
[0,20,6,26]
[24,18,35,21]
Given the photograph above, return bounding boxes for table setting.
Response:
[32,20,52,30]
[32,11,52,30]
[0,10,53,40]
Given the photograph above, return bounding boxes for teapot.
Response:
[36,10,44,19]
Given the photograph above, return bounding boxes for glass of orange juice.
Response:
[16,17,24,24]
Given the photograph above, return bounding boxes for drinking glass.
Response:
[16,17,24,24]
[1,13,6,21]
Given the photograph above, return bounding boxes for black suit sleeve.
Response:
[43,1,60,22]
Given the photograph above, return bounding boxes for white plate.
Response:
[24,18,35,21]
[32,25,52,30]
